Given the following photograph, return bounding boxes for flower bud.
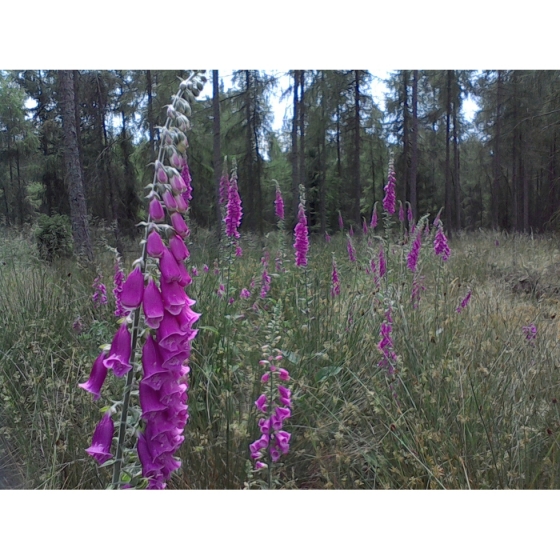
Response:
[149,198,166,222]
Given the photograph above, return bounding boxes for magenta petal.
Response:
[149,198,166,222]
[79,351,108,400]
[139,381,167,415]
[160,280,187,315]
[146,231,166,259]
[121,267,145,310]
[162,190,178,211]
[137,432,162,478]
[157,313,187,352]
[85,412,114,465]
[159,248,182,283]
[171,212,189,238]
[141,335,167,378]
[103,323,132,377]
[143,279,164,329]
[169,234,189,261]
[255,394,268,413]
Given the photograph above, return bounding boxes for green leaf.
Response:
[315,366,342,383]
[198,325,220,335]
[285,351,301,365]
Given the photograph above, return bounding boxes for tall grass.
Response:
[1,226,560,488]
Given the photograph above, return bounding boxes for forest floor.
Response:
[1,227,560,489]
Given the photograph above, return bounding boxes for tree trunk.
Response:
[409,69,419,224]
[353,70,362,227]
[492,71,503,230]
[298,71,305,192]
[146,70,156,159]
[402,71,410,207]
[58,70,93,261]
[212,70,222,239]
[245,70,255,231]
[444,70,453,237]
[452,85,461,231]
[319,71,326,235]
[291,70,299,222]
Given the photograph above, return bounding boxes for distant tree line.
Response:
[1,70,560,256]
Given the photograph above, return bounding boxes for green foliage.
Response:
[35,213,73,261]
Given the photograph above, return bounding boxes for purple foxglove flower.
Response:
[411,275,426,310]
[275,430,291,454]
[155,160,168,184]
[121,267,145,310]
[169,152,185,169]
[170,173,187,194]
[434,226,451,261]
[278,368,290,381]
[171,212,190,238]
[331,259,341,297]
[79,351,108,400]
[383,164,396,215]
[162,190,178,211]
[379,246,386,278]
[407,230,422,273]
[146,230,166,259]
[260,268,271,299]
[140,381,168,415]
[191,266,198,277]
[137,432,162,479]
[255,394,268,413]
[255,461,267,470]
[176,259,192,288]
[149,198,166,223]
[240,288,251,299]
[270,446,281,463]
[169,234,189,262]
[347,238,356,262]
[103,323,132,377]
[261,372,270,383]
[523,323,537,342]
[456,290,472,313]
[259,417,272,435]
[278,385,291,407]
[160,280,187,315]
[159,247,182,283]
[370,205,378,228]
[235,244,243,257]
[142,335,168,379]
[159,346,189,371]
[85,412,114,465]
[174,193,188,213]
[225,172,243,238]
[407,205,413,224]
[294,203,309,267]
[219,170,229,206]
[181,163,193,202]
[157,313,187,352]
[176,304,200,332]
[275,186,284,220]
[398,203,405,222]
[362,218,368,235]
[143,279,164,329]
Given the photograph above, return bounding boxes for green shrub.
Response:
[35,214,73,261]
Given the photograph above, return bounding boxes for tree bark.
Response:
[58,70,93,260]
[291,70,299,222]
[444,70,453,237]
[409,70,419,224]
[492,71,503,230]
[353,70,362,227]
[212,70,222,239]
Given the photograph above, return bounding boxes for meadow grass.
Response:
[1,225,559,489]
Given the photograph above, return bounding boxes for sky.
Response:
[200,70,480,132]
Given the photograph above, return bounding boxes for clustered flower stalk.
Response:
[294,185,309,268]
[249,343,292,488]
[331,255,341,297]
[456,290,472,313]
[92,274,108,308]
[78,72,206,490]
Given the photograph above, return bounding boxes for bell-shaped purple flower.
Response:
[149,198,166,223]
[294,203,309,267]
[162,190,178,212]
[160,279,187,315]
[143,279,164,329]
[85,412,114,465]
[255,394,268,413]
[157,313,187,352]
[146,230,166,259]
[169,234,189,262]
[79,351,109,401]
[171,212,189,238]
[159,247,182,283]
[103,322,132,377]
[121,267,145,310]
